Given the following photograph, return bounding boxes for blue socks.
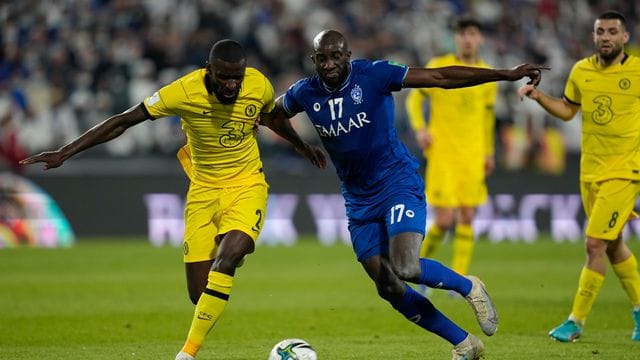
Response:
[419,258,472,296]
[391,285,467,345]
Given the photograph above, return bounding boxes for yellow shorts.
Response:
[182,180,268,263]
[581,179,640,240]
[425,156,487,207]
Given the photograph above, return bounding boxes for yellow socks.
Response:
[612,254,640,306]
[451,224,474,275]
[420,224,475,275]
[568,256,640,325]
[181,271,234,357]
[570,267,604,323]
[420,225,445,258]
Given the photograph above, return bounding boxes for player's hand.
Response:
[414,129,432,150]
[19,151,66,170]
[484,155,495,176]
[296,143,328,169]
[508,64,550,86]
[517,84,539,101]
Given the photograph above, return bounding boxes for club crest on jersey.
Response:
[619,78,631,90]
[245,104,257,117]
[350,84,363,104]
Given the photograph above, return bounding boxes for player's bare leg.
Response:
[185,260,214,305]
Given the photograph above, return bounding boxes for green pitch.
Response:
[1,237,640,359]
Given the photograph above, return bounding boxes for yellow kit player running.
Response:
[519,10,640,342]
[20,39,325,359]
[405,18,497,277]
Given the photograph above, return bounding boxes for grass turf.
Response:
[1,237,639,359]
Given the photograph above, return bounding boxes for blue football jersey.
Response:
[283,59,420,196]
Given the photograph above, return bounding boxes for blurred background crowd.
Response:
[1,0,639,175]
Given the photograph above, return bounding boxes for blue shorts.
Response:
[348,183,427,262]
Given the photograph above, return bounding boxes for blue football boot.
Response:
[549,319,582,342]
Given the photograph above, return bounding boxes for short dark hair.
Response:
[209,39,246,63]
[452,18,482,33]
[598,10,627,28]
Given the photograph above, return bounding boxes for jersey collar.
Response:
[595,52,629,69]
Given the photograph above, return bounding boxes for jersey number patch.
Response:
[219,121,245,147]
[390,204,416,224]
[328,98,343,120]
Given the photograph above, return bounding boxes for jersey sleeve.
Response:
[484,81,498,107]
[370,60,409,92]
[404,59,437,131]
[484,82,498,156]
[563,64,581,105]
[405,89,428,131]
[261,76,276,114]
[143,80,184,119]
[281,80,306,116]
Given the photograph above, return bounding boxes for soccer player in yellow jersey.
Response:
[519,10,640,342]
[19,39,326,359]
[405,18,497,278]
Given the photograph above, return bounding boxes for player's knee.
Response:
[435,215,455,230]
[436,222,454,232]
[391,261,421,282]
[212,256,236,273]
[212,252,246,274]
[585,238,607,259]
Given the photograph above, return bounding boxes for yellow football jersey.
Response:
[406,54,497,160]
[143,67,275,187]
[565,54,640,182]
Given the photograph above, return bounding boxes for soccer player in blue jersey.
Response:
[262,30,547,360]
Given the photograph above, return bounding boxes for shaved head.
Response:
[209,39,246,64]
[310,30,352,88]
[313,30,349,52]
[206,39,247,104]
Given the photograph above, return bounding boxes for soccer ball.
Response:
[268,338,317,360]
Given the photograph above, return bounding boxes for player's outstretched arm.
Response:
[517,85,579,121]
[20,103,150,170]
[261,98,327,169]
[403,64,550,89]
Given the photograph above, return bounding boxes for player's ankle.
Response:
[568,315,585,327]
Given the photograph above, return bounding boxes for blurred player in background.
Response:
[519,10,640,343]
[263,29,547,360]
[405,18,497,279]
[20,39,325,360]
